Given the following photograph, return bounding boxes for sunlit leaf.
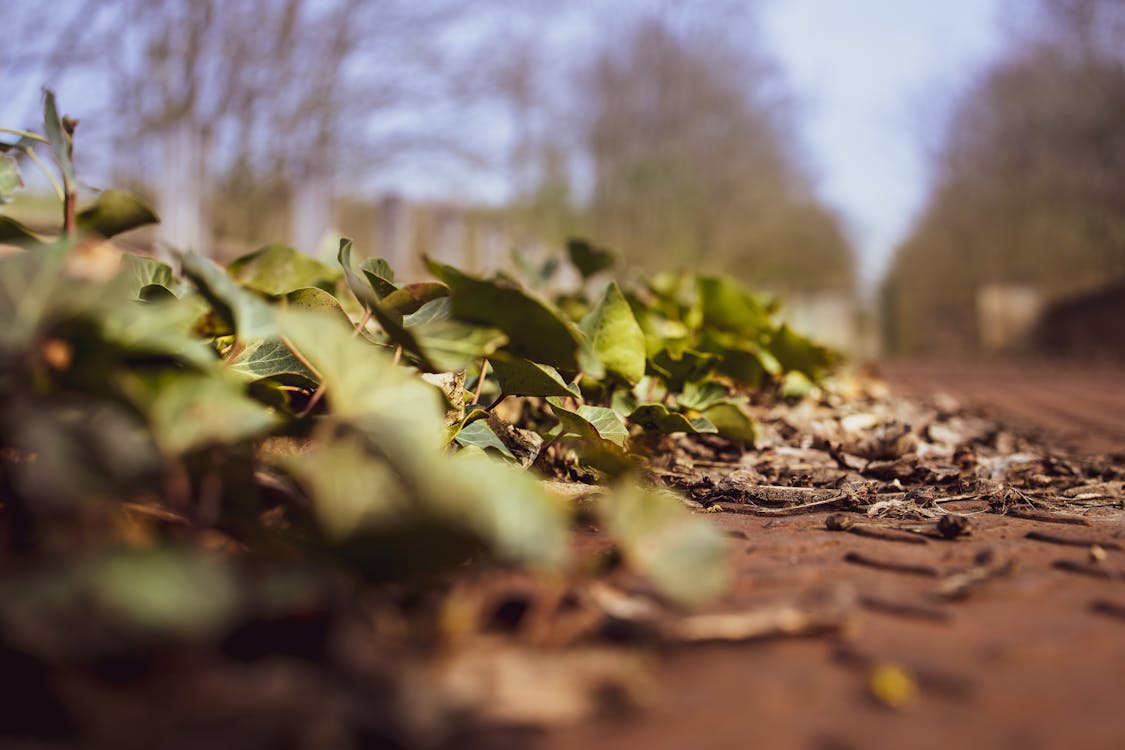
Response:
[599,484,730,607]
[453,419,517,460]
[547,397,628,447]
[428,258,583,371]
[676,380,728,412]
[489,353,580,398]
[77,190,159,238]
[227,242,339,296]
[282,286,353,328]
[228,338,317,385]
[580,281,646,385]
[413,320,507,372]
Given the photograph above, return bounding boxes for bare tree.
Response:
[885,0,1125,354]
[579,11,853,291]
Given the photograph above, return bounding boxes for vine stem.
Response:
[280,335,329,418]
[352,308,373,338]
[0,127,48,143]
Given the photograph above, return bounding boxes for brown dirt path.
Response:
[878,359,1125,456]
[546,361,1125,750]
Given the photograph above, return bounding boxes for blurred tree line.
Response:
[4,0,855,295]
[883,0,1125,354]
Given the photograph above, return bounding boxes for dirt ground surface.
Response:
[879,358,1125,456]
[546,359,1125,750]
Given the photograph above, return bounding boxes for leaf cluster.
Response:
[0,96,838,630]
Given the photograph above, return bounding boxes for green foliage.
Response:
[76,190,159,238]
[226,242,339,296]
[0,94,842,614]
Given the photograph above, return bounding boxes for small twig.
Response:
[22,146,65,202]
[392,345,402,365]
[844,551,941,577]
[279,335,327,418]
[710,495,844,516]
[473,358,489,405]
[279,335,323,381]
[1026,530,1121,550]
[936,552,1014,599]
[665,587,858,643]
[1005,508,1090,525]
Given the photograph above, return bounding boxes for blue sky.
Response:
[760,0,1008,289]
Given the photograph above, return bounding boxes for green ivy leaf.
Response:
[413,321,508,373]
[598,484,730,607]
[627,403,717,435]
[769,324,835,379]
[428,258,583,371]
[382,282,450,316]
[489,353,581,398]
[676,380,728,412]
[228,338,317,385]
[282,432,410,541]
[699,330,781,387]
[701,402,758,445]
[100,297,216,369]
[226,243,339,296]
[650,348,719,390]
[0,153,23,200]
[453,419,517,460]
[180,250,276,340]
[83,548,239,634]
[119,253,182,300]
[123,371,280,455]
[77,190,159,238]
[547,397,628,447]
[580,281,646,385]
[566,238,615,278]
[42,90,75,186]
[360,257,397,298]
[339,239,435,370]
[282,287,354,328]
[698,275,772,335]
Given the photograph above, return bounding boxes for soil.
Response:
[4,359,1123,749]
[545,359,1125,750]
